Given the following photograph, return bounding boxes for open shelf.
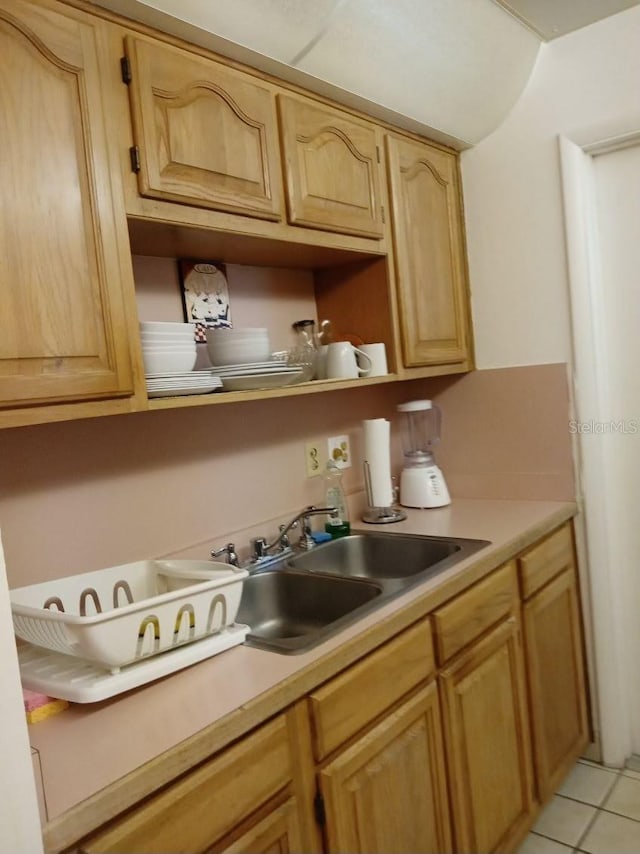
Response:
[128,217,386,271]
[145,372,399,410]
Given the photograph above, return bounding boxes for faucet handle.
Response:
[278,523,292,550]
[210,542,239,567]
[251,537,268,559]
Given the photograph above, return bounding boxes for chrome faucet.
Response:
[296,505,338,550]
[211,506,338,570]
[210,542,240,567]
[252,505,338,558]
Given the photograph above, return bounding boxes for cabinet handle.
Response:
[120,55,132,85]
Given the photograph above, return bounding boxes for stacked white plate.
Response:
[145,370,223,398]
[209,359,304,391]
[140,321,197,376]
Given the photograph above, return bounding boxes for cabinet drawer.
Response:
[308,620,434,760]
[519,523,575,599]
[80,714,292,853]
[433,562,518,664]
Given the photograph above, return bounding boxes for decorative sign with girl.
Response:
[179,260,232,343]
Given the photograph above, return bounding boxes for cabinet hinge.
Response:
[120,55,132,85]
[381,205,386,224]
[376,145,381,163]
[129,145,141,174]
[313,791,326,827]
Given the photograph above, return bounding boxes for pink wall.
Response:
[0,364,574,589]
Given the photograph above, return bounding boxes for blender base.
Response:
[361,506,407,524]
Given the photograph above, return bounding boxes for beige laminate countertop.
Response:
[34,497,576,852]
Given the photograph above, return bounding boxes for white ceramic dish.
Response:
[207,342,271,366]
[146,377,221,386]
[221,370,303,391]
[206,329,271,366]
[209,360,287,372]
[213,366,301,377]
[140,332,195,343]
[144,370,216,380]
[206,327,268,338]
[147,382,222,398]
[142,341,197,353]
[139,321,193,332]
[142,350,197,374]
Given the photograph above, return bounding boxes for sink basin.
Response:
[236,568,382,653]
[238,532,490,654]
[288,532,489,589]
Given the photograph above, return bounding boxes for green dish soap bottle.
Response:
[324,460,351,539]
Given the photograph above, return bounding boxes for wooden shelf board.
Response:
[145,374,398,410]
[127,217,386,270]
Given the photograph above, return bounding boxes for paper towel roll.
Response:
[363,418,394,507]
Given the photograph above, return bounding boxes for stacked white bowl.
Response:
[206,327,271,367]
[140,321,197,375]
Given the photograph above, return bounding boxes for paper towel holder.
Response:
[361,461,407,524]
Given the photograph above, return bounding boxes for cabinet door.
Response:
[278,95,384,238]
[440,618,534,853]
[218,798,302,854]
[320,683,452,854]
[0,0,133,408]
[386,134,470,367]
[80,715,293,853]
[124,36,282,220]
[523,569,589,801]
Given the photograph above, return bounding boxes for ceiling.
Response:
[95,0,638,147]
[493,0,640,40]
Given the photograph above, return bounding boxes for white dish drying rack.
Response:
[11,560,248,679]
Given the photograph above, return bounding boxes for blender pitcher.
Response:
[397,400,451,508]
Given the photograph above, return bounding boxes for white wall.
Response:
[0,533,44,854]
[461,5,640,369]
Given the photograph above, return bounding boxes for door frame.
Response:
[559,127,640,767]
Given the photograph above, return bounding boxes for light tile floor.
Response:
[517,759,640,853]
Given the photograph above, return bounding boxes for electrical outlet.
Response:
[305,440,325,478]
[327,434,351,469]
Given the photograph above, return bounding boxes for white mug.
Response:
[358,343,388,377]
[325,342,372,379]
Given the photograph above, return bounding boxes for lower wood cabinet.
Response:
[76,522,591,854]
[219,798,303,854]
[78,712,309,854]
[319,683,452,854]
[439,617,535,854]
[519,524,589,802]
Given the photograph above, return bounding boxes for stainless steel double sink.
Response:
[236,531,489,654]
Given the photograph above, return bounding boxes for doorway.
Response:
[561,131,640,767]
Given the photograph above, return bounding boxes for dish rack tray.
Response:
[11,560,248,673]
[17,624,250,703]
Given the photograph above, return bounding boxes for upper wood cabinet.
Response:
[0,0,134,410]
[386,134,471,368]
[277,95,385,239]
[123,36,282,220]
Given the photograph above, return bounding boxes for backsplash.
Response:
[0,365,574,588]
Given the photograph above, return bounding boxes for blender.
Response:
[397,400,451,508]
